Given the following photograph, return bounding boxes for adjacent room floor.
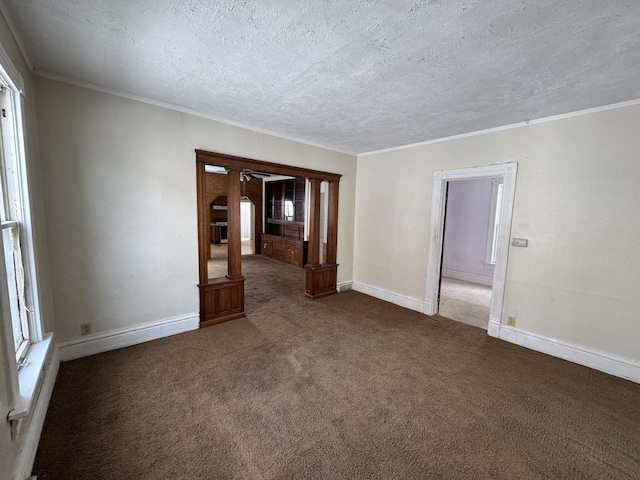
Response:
[34,256,640,479]
[438,277,492,329]
[208,240,254,277]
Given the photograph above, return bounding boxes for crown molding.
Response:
[33,69,356,157]
[0,0,34,72]
[358,97,640,157]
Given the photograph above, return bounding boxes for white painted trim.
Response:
[33,70,355,156]
[352,281,427,314]
[0,0,34,74]
[498,325,640,385]
[57,312,199,362]
[9,335,53,421]
[424,163,518,338]
[13,347,59,480]
[358,98,640,157]
[343,279,640,384]
[0,35,24,93]
[441,269,493,287]
[337,281,353,292]
[487,319,501,338]
[440,163,518,180]
[423,170,446,317]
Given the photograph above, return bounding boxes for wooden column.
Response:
[196,161,208,285]
[197,162,245,327]
[305,178,337,299]
[326,180,339,265]
[226,167,242,279]
[306,178,322,267]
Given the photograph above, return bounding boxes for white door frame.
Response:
[424,162,518,337]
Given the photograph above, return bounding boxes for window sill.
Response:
[8,333,54,421]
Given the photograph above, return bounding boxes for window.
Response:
[1,87,31,365]
[0,44,49,427]
[485,178,504,265]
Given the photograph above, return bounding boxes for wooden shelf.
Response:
[265,178,306,241]
[266,219,304,226]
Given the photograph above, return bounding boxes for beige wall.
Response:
[354,104,640,362]
[34,77,357,343]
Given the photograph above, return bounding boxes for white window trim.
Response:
[484,178,504,266]
[0,41,50,424]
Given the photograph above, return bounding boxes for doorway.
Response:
[240,198,255,255]
[196,150,342,327]
[424,163,517,338]
[438,178,497,329]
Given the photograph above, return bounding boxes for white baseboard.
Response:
[498,324,640,384]
[337,281,353,292]
[423,300,435,316]
[347,282,640,384]
[14,347,60,480]
[487,318,501,337]
[57,312,199,362]
[441,268,493,287]
[352,281,428,314]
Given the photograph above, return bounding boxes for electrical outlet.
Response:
[507,316,516,326]
[80,323,92,335]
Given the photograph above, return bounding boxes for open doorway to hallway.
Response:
[424,163,517,338]
[438,178,502,329]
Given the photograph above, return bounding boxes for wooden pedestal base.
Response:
[305,264,338,299]
[199,277,245,327]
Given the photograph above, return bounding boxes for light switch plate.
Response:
[512,238,528,247]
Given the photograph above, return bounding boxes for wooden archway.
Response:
[196,150,341,327]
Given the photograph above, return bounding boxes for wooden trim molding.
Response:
[306,178,322,267]
[326,181,339,264]
[199,278,245,327]
[305,264,338,299]
[226,167,243,279]
[196,149,342,182]
[196,150,342,328]
[196,161,208,285]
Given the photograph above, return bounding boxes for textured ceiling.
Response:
[5,0,640,154]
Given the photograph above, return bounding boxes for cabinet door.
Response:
[286,240,302,266]
[272,239,285,261]
[271,182,284,220]
[294,178,306,223]
[262,236,273,256]
[292,247,301,266]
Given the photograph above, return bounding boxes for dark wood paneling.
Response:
[261,234,308,267]
[196,150,341,183]
[227,168,242,279]
[327,181,339,264]
[307,178,321,267]
[196,162,208,285]
[305,264,338,299]
[199,278,245,327]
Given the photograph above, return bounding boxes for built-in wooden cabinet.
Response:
[265,178,305,240]
[262,178,308,267]
[261,233,308,267]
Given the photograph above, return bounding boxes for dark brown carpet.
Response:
[34,256,640,479]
